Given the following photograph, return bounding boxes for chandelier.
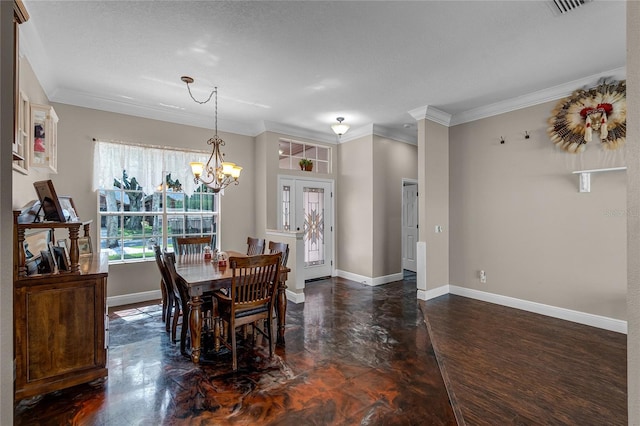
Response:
[181,76,242,193]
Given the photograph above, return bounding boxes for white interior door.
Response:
[402,182,418,272]
[278,177,334,280]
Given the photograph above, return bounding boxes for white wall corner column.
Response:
[409,105,451,297]
[266,229,305,303]
[1,1,15,422]
[627,1,640,422]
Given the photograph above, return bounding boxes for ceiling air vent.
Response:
[552,0,591,14]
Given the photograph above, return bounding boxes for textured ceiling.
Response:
[19,1,626,143]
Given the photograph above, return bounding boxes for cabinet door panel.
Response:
[26,281,97,381]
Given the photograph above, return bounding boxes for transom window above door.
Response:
[278,139,331,174]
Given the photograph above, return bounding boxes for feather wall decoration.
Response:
[547,79,626,153]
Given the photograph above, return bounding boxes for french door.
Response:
[278,177,334,280]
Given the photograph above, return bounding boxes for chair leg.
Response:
[214,317,221,352]
[160,279,167,322]
[267,315,274,357]
[231,319,238,371]
[165,292,174,332]
[171,299,180,343]
[180,306,190,355]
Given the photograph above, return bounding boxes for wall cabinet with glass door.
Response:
[12,91,29,174]
[30,103,58,173]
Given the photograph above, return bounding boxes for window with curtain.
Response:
[93,140,218,263]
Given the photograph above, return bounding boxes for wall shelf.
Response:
[571,167,627,193]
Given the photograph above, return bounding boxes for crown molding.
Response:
[451,66,626,126]
[51,87,261,136]
[372,125,417,145]
[408,105,452,127]
[261,121,338,144]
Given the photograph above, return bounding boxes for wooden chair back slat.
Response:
[268,241,289,267]
[229,253,281,308]
[176,236,212,255]
[246,237,266,256]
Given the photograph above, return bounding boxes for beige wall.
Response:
[418,118,450,290]
[449,101,627,319]
[338,135,374,277]
[372,135,417,277]
[13,56,53,209]
[627,1,639,422]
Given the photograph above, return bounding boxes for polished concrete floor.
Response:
[15,275,457,425]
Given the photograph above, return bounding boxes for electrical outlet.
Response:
[479,270,486,283]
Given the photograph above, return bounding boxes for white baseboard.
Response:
[107,290,162,308]
[418,285,450,301]
[286,289,305,304]
[336,269,403,286]
[449,285,627,334]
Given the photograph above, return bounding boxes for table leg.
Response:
[189,295,203,364]
[276,279,287,345]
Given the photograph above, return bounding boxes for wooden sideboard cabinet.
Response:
[13,213,109,401]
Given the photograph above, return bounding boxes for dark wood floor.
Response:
[13,275,627,425]
[421,294,627,425]
[14,276,456,425]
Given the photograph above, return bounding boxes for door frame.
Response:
[277,174,336,279]
[401,178,418,273]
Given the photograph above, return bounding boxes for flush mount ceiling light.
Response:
[331,117,350,136]
[181,76,242,193]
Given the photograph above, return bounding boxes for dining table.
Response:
[174,250,289,364]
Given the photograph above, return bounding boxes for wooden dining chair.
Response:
[246,237,265,255]
[161,251,189,352]
[268,241,289,267]
[163,250,213,356]
[175,236,212,255]
[214,253,281,371]
[153,245,174,331]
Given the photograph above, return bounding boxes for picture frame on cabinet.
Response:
[24,229,50,275]
[33,180,66,222]
[56,239,68,250]
[48,242,59,269]
[78,236,92,256]
[38,249,54,274]
[58,196,79,221]
[53,245,69,271]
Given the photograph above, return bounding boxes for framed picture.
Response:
[58,196,79,221]
[53,246,70,271]
[78,236,92,256]
[57,239,68,250]
[48,242,59,269]
[24,229,50,275]
[33,180,65,222]
[38,250,55,274]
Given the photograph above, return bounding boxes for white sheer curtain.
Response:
[92,141,209,196]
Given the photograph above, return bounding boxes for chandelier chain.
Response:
[185,83,219,136]
[185,81,216,105]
